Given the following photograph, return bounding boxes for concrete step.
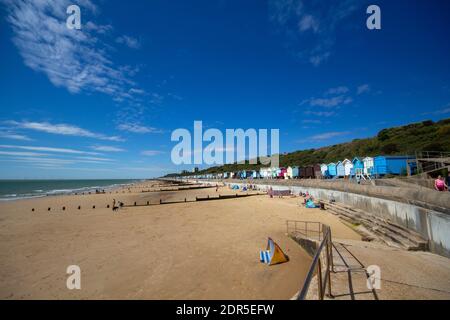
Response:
[325,203,427,251]
[328,202,428,249]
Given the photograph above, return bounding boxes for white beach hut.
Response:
[363,157,374,175]
[342,159,353,176]
[286,166,299,179]
[259,167,269,179]
[320,164,328,177]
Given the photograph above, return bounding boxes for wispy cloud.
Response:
[0,151,47,157]
[357,84,370,95]
[6,120,124,141]
[302,119,322,124]
[309,95,352,108]
[298,131,351,143]
[326,86,349,95]
[2,0,144,103]
[117,123,161,134]
[421,103,450,116]
[0,144,100,155]
[116,35,141,49]
[90,145,125,152]
[141,150,164,156]
[304,110,336,117]
[310,131,350,141]
[269,0,364,66]
[75,156,115,162]
[0,132,33,141]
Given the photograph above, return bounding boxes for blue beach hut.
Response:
[372,155,415,175]
[336,161,345,177]
[327,163,337,177]
[352,157,364,176]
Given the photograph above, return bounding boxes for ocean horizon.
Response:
[0,179,141,201]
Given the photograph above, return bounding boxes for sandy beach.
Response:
[0,180,361,299]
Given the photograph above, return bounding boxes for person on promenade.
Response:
[434,175,446,191]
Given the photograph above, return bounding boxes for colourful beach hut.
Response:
[327,163,337,177]
[287,166,299,179]
[352,157,364,176]
[272,167,280,179]
[304,166,315,178]
[278,167,287,179]
[320,164,328,177]
[336,161,345,177]
[342,159,353,177]
[372,155,415,175]
[313,164,322,179]
[363,157,374,175]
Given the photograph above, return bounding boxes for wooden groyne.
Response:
[31,192,265,212]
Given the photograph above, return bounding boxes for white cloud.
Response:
[309,131,350,141]
[302,119,322,124]
[117,123,160,134]
[422,103,450,115]
[0,144,100,155]
[0,151,47,157]
[90,145,125,152]
[2,0,143,102]
[75,156,115,162]
[269,0,362,66]
[6,120,124,141]
[298,15,319,33]
[304,110,336,117]
[116,35,141,49]
[141,150,164,156]
[0,132,33,141]
[326,86,349,95]
[357,84,370,95]
[309,95,352,108]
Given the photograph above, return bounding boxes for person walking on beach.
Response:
[434,175,446,191]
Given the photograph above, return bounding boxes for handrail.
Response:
[287,221,334,300]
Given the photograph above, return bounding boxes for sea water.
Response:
[0,179,140,201]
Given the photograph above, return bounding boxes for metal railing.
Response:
[413,151,450,175]
[287,221,334,300]
[286,220,322,241]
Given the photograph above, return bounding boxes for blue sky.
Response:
[0,0,449,179]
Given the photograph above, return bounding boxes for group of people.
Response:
[434,173,450,192]
[112,199,124,212]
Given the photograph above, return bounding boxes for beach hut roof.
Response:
[352,157,362,163]
[342,159,351,164]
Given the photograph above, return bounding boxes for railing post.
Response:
[317,258,323,299]
[329,230,334,272]
[326,235,333,298]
